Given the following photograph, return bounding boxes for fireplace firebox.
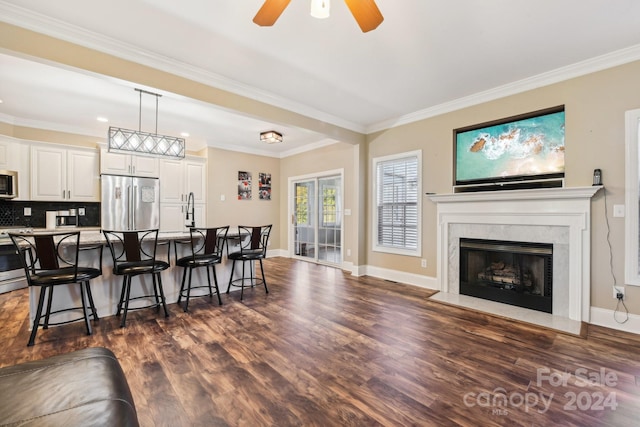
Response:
[459,238,553,313]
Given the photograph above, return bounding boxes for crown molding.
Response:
[0,1,366,135]
[3,1,640,138]
[367,44,640,134]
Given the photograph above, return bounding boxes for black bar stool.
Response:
[103,229,169,327]
[9,231,101,346]
[226,225,272,300]
[174,226,229,312]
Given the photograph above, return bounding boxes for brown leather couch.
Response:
[0,347,139,426]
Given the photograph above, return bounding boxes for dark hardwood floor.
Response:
[1,258,639,426]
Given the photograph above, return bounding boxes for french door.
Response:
[292,173,342,265]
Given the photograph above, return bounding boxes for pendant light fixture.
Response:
[108,88,185,159]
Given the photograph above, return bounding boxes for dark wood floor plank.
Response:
[1,257,639,426]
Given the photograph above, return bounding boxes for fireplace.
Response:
[459,238,552,313]
[428,187,600,325]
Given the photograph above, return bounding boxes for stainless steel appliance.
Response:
[101,174,160,230]
[0,170,18,199]
[0,228,30,293]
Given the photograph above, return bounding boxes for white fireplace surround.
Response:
[428,187,601,324]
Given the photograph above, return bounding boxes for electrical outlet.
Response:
[421,259,427,268]
[78,207,86,216]
[347,249,351,256]
[23,207,31,216]
[613,287,625,299]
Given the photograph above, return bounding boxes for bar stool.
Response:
[103,229,169,327]
[174,226,229,311]
[8,231,101,346]
[226,225,272,300]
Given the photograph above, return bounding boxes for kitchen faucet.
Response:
[185,192,195,228]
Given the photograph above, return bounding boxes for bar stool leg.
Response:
[177,268,187,304]
[43,286,54,329]
[156,273,169,318]
[259,259,269,294]
[79,282,93,336]
[116,276,127,317]
[212,264,222,305]
[85,283,99,321]
[206,267,213,297]
[184,267,193,312]
[226,260,236,294]
[121,276,133,328]
[28,286,48,347]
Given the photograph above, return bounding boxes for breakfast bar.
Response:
[22,230,249,327]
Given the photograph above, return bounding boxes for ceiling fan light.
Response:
[310,0,330,19]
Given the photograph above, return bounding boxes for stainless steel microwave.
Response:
[0,170,18,199]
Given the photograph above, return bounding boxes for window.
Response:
[373,150,421,256]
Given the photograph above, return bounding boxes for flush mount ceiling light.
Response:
[253,0,383,33]
[260,131,283,144]
[108,88,185,159]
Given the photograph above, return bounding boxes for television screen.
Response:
[455,107,565,186]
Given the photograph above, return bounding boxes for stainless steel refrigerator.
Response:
[101,174,160,230]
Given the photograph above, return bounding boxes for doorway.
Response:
[291,172,343,265]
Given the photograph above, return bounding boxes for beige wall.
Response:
[279,142,360,264]
[3,21,640,317]
[206,147,281,248]
[367,60,640,314]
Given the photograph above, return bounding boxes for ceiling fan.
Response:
[253,0,384,33]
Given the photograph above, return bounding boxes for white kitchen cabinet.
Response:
[100,149,159,177]
[160,203,206,232]
[0,137,17,170]
[159,157,206,204]
[31,145,99,202]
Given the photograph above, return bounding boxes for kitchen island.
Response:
[23,230,249,327]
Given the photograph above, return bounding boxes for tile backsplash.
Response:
[0,201,100,228]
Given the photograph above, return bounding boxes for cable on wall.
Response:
[602,186,629,323]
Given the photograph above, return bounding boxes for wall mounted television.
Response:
[454,106,565,191]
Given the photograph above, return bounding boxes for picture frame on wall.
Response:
[259,172,271,200]
[238,171,252,200]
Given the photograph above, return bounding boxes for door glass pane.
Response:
[318,176,342,264]
[294,181,316,260]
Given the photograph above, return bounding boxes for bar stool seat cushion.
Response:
[176,253,221,268]
[30,267,101,286]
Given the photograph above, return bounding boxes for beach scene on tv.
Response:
[456,110,565,183]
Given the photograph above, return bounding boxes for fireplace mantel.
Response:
[427,186,601,326]
[428,186,601,204]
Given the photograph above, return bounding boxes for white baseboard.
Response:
[362,265,438,290]
[589,306,640,334]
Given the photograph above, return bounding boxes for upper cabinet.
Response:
[159,157,206,203]
[0,137,17,170]
[100,148,159,178]
[31,144,99,202]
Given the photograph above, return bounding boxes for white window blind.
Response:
[373,151,421,256]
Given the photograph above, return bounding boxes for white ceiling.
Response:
[1,0,640,156]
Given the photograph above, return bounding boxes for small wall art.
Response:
[238,171,252,200]
[259,172,272,200]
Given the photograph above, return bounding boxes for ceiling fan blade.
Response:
[253,0,292,26]
[343,0,384,32]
